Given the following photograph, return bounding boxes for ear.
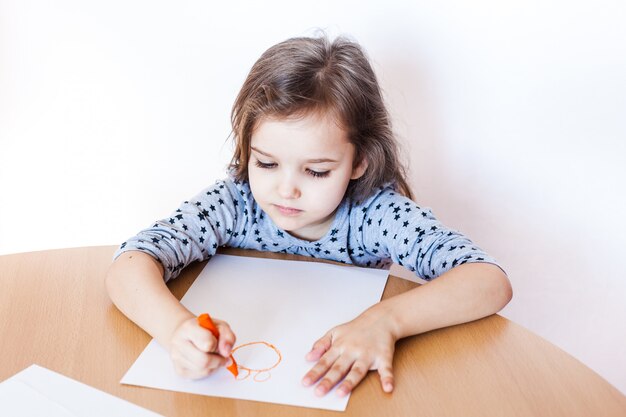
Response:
[350,157,368,180]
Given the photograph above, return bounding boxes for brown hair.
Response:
[229,34,413,201]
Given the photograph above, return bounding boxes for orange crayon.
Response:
[197,313,239,377]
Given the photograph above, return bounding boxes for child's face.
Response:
[248,112,366,241]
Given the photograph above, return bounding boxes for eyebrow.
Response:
[250,146,339,163]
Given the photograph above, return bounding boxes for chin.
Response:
[273,217,304,232]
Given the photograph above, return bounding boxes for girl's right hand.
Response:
[168,316,236,379]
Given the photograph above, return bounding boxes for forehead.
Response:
[250,112,351,156]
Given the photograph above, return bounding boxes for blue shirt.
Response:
[115,177,500,282]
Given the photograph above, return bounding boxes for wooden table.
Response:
[1,246,625,416]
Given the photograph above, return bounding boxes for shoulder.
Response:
[347,184,436,236]
[350,183,419,214]
[196,176,254,205]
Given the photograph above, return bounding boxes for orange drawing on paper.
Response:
[231,341,282,382]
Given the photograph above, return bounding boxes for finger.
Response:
[173,362,216,380]
[172,341,225,375]
[305,333,332,361]
[188,322,218,353]
[214,320,236,356]
[302,348,339,387]
[336,361,369,397]
[170,341,206,371]
[378,364,394,393]
[314,356,355,397]
[179,339,226,370]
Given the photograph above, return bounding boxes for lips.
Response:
[274,204,303,216]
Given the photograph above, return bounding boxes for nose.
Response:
[277,175,301,200]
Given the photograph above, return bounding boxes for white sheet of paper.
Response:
[122,254,389,411]
[0,364,162,417]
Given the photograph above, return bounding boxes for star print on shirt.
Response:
[114,177,500,282]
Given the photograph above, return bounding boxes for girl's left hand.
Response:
[301,307,399,397]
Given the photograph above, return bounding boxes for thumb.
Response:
[188,322,217,353]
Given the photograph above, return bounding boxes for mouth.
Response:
[274,204,303,216]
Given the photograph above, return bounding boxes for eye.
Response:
[307,169,330,178]
[255,160,277,169]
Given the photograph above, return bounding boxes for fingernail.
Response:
[315,386,326,396]
[302,377,311,386]
[337,388,348,397]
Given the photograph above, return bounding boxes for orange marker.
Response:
[197,313,238,377]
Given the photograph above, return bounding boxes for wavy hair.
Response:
[229,35,412,201]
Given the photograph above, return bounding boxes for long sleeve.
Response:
[357,189,501,280]
[114,179,248,281]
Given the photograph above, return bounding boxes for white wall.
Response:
[1,0,624,393]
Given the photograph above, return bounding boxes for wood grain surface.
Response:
[1,246,624,417]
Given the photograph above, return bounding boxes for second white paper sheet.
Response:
[121,254,389,411]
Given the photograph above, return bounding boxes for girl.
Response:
[106,35,511,398]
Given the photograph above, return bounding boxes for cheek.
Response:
[247,167,272,197]
[327,169,354,201]
[308,178,350,208]
[247,166,261,191]
[329,183,349,204]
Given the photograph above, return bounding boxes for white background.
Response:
[1,0,625,394]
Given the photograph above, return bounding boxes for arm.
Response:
[302,262,512,396]
[106,252,236,379]
[105,251,194,349]
[381,262,511,339]
[106,179,249,377]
